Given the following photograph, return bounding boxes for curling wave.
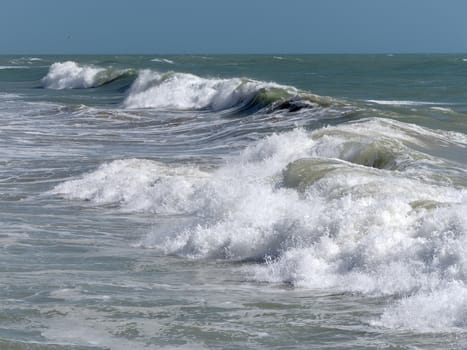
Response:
[42,61,135,89]
[123,70,333,112]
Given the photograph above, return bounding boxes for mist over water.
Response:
[1,55,467,349]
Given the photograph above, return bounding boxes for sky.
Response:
[1,0,467,54]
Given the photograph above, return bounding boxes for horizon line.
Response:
[2,52,467,56]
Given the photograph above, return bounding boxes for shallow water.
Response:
[0,55,466,349]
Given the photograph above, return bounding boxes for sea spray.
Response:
[122,70,332,112]
[42,61,134,89]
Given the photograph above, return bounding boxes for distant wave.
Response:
[40,63,337,114]
[0,93,21,100]
[9,57,44,65]
[366,99,442,106]
[151,58,175,64]
[123,70,334,113]
[272,56,302,62]
[430,106,455,113]
[42,61,136,89]
[0,65,29,70]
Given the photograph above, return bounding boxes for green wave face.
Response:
[94,68,137,87]
[244,87,336,114]
[282,158,346,190]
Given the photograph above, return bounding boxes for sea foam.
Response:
[42,61,133,89]
[151,58,175,64]
[53,118,467,332]
[51,159,210,215]
[0,65,29,70]
[366,99,441,106]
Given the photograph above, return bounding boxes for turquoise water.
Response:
[0,55,466,349]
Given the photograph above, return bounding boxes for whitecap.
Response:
[430,106,455,113]
[122,70,322,111]
[42,61,106,89]
[0,93,21,99]
[366,99,441,106]
[151,58,175,64]
[0,65,29,70]
[41,61,133,89]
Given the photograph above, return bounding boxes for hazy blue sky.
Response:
[1,0,467,54]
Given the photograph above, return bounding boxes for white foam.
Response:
[42,314,165,350]
[9,57,43,64]
[0,65,29,70]
[42,61,105,89]
[151,58,175,64]
[0,93,21,99]
[51,159,211,215]
[367,99,441,106]
[375,283,467,332]
[49,288,84,301]
[323,117,467,148]
[123,70,295,110]
[41,61,130,89]
[430,106,455,113]
[54,118,467,332]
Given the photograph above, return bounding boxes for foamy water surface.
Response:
[1,55,467,349]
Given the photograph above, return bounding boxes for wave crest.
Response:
[42,61,135,89]
[123,70,332,112]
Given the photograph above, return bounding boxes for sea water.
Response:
[0,55,466,349]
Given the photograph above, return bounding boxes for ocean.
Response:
[0,54,466,349]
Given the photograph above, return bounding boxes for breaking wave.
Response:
[52,117,467,332]
[40,64,336,113]
[122,70,334,112]
[366,99,442,106]
[151,58,175,64]
[42,61,135,89]
[0,65,30,70]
